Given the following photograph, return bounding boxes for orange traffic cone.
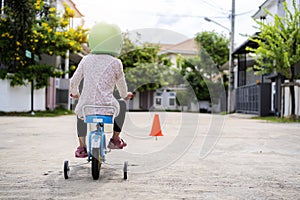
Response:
[149,114,163,139]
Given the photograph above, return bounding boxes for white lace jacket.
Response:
[70,54,128,118]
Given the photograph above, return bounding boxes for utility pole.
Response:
[228,0,235,113]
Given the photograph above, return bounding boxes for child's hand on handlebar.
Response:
[124,92,134,100]
[70,93,80,99]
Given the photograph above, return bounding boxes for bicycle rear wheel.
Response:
[91,148,101,180]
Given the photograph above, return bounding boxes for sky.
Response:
[72,0,266,48]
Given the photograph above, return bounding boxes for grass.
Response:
[0,107,74,117]
[251,116,300,123]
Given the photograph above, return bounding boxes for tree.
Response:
[0,0,88,88]
[195,31,229,71]
[179,56,210,101]
[247,0,300,118]
[179,33,229,103]
[120,34,172,92]
[195,31,229,94]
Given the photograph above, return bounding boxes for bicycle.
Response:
[63,105,128,180]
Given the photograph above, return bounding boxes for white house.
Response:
[158,38,199,66]
[253,0,300,117]
[153,88,178,110]
[233,0,300,117]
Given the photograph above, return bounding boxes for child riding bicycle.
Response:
[70,22,133,158]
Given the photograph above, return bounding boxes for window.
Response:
[155,97,162,106]
[169,98,175,106]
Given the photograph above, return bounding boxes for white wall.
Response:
[0,79,46,112]
[265,4,278,23]
[264,0,299,23]
[286,0,300,14]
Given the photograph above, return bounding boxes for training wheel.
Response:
[64,160,70,179]
[123,161,128,180]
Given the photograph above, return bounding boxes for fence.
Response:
[236,83,271,116]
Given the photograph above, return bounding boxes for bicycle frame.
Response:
[63,104,128,180]
[82,105,117,162]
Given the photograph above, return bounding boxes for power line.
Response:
[156,13,228,19]
[156,9,257,20]
[235,9,257,16]
[200,0,256,17]
[200,0,229,15]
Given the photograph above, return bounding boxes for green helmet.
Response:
[88,22,123,56]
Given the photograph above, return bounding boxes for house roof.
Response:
[252,0,276,19]
[159,38,199,56]
[232,32,260,55]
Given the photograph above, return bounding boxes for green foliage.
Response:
[124,63,169,92]
[194,31,229,99]
[120,36,171,69]
[120,34,172,92]
[0,0,88,88]
[247,0,300,80]
[0,106,73,117]
[179,56,210,101]
[179,34,228,102]
[5,64,63,89]
[195,31,229,68]
[252,116,300,123]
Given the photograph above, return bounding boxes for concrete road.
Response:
[0,112,299,199]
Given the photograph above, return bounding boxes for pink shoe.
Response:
[75,146,88,158]
[107,138,127,149]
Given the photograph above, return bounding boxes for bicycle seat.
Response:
[85,115,113,124]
